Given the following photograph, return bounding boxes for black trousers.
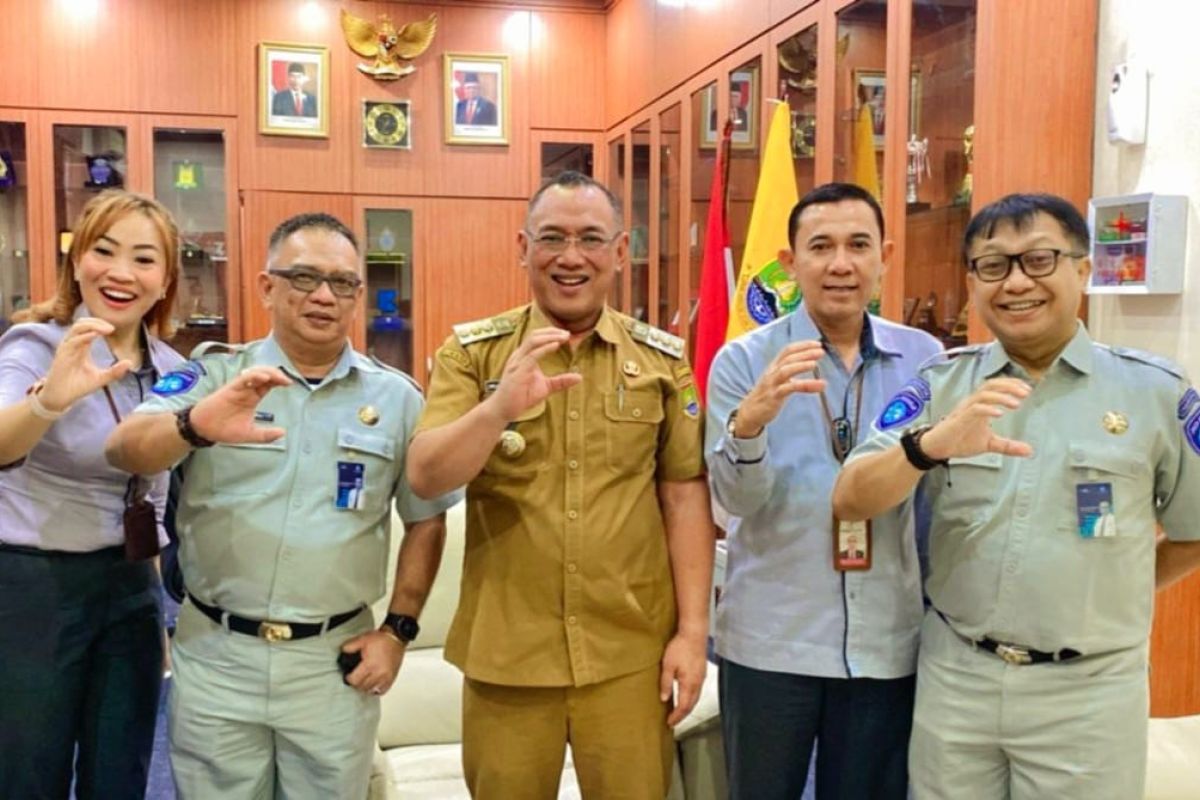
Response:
[720,657,916,800]
[0,544,163,800]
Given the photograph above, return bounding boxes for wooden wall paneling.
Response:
[646,115,661,327]
[141,114,243,342]
[1150,572,1200,717]
[683,0,772,102]
[528,130,605,191]
[651,0,689,102]
[879,0,911,322]
[968,0,1097,343]
[0,1,39,108]
[769,0,822,26]
[604,0,655,128]
[530,11,606,131]
[414,197,530,385]
[236,0,354,195]
[423,5,532,199]
[237,190,355,343]
[814,0,838,185]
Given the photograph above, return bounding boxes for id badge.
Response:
[832,516,872,571]
[336,461,365,511]
[1076,481,1116,538]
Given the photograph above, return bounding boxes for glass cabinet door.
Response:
[833,0,887,197]
[658,104,682,334]
[54,125,128,260]
[153,128,229,355]
[0,121,30,333]
[540,142,594,180]
[607,135,625,310]
[629,120,651,323]
[727,57,762,278]
[779,24,820,196]
[688,82,718,356]
[364,209,414,376]
[903,0,977,347]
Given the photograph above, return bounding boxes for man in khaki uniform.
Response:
[407,171,715,799]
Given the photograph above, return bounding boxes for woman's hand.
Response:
[37,317,134,412]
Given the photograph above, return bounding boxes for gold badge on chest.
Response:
[1102,411,1128,435]
[499,429,526,458]
[622,360,641,378]
[358,405,380,426]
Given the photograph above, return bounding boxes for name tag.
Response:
[336,461,365,511]
[1076,481,1116,538]
[833,517,872,571]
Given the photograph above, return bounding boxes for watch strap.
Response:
[175,406,215,449]
[900,425,946,471]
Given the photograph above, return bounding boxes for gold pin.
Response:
[622,360,641,378]
[1102,411,1128,435]
[358,406,380,426]
[499,429,526,458]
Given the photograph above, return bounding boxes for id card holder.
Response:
[832,516,872,571]
[1076,481,1116,538]
[336,461,365,511]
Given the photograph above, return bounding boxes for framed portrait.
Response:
[698,84,718,149]
[853,69,922,149]
[362,100,411,150]
[444,53,509,146]
[259,42,329,138]
[729,66,759,150]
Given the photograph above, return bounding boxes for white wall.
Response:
[1089,0,1200,379]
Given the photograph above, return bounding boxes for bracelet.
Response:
[900,425,948,471]
[27,388,69,421]
[175,406,215,449]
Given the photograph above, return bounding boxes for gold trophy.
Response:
[954,124,975,206]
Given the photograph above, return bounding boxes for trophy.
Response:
[905,135,930,205]
[955,124,975,205]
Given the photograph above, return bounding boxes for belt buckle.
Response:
[258,621,293,642]
[995,643,1031,665]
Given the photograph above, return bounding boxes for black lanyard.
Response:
[814,364,865,464]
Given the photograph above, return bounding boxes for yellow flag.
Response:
[853,103,881,201]
[726,102,800,339]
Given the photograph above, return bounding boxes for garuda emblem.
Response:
[340,10,437,80]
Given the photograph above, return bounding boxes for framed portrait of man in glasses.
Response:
[445,53,509,145]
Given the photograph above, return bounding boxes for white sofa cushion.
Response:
[378,648,464,748]
[384,744,582,800]
[1144,715,1200,799]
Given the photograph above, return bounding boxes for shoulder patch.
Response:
[453,316,516,346]
[190,340,245,360]
[627,321,685,359]
[1183,407,1200,456]
[368,355,423,393]
[877,376,931,430]
[1177,387,1199,421]
[152,361,205,396]
[1108,345,1186,380]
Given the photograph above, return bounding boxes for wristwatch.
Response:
[726,408,761,439]
[900,425,947,471]
[175,406,215,449]
[381,612,419,644]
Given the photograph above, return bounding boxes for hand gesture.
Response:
[486,328,582,422]
[341,630,406,696]
[38,318,133,412]
[920,377,1034,460]
[188,366,291,444]
[660,631,708,727]
[731,340,827,437]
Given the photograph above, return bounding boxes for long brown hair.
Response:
[14,190,181,338]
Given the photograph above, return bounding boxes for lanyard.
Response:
[814,364,865,464]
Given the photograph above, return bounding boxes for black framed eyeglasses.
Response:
[967,248,1085,283]
[268,268,362,298]
[524,230,621,254]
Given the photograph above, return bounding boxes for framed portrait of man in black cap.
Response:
[444,53,508,145]
[259,42,330,138]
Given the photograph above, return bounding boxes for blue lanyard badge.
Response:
[336,461,366,511]
[1075,481,1116,538]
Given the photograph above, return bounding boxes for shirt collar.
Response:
[253,332,356,387]
[788,303,894,361]
[981,321,1093,378]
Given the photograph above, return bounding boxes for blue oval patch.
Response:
[1177,387,1199,421]
[1184,407,1200,456]
[878,393,923,430]
[152,369,199,397]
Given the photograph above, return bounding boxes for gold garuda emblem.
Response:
[340,10,437,80]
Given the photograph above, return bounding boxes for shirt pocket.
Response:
[604,389,664,472]
[1067,444,1142,539]
[480,401,547,481]
[336,428,397,512]
[936,452,1004,527]
[207,440,288,496]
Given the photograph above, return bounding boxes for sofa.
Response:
[368,502,727,799]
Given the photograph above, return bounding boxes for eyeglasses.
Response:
[268,268,362,298]
[524,230,621,254]
[967,248,1084,283]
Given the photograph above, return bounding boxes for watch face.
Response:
[363,100,411,149]
[397,615,419,641]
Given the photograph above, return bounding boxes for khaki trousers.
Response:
[463,663,674,799]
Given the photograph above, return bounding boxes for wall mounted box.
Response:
[1088,193,1188,295]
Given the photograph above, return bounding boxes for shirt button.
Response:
[632,408,642,418]
[291,499,302,509]
[567,510,578,520]
[303,443,313,455]
[567,615,578,625]
[568,410,580,421]
[568,459,579,470]
[567,563,578,574]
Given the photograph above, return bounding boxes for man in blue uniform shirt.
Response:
[835,193,1200,799]
[706,182,941,799]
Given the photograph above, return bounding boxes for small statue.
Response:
[954,124,975,205]
[906,135,930,204]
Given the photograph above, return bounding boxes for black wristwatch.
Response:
[175,406,215,449]
[900,425,947,471]
[381,612,419,644]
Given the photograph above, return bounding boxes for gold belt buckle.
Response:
[995,643,1031,665]
[258,621,293,642]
